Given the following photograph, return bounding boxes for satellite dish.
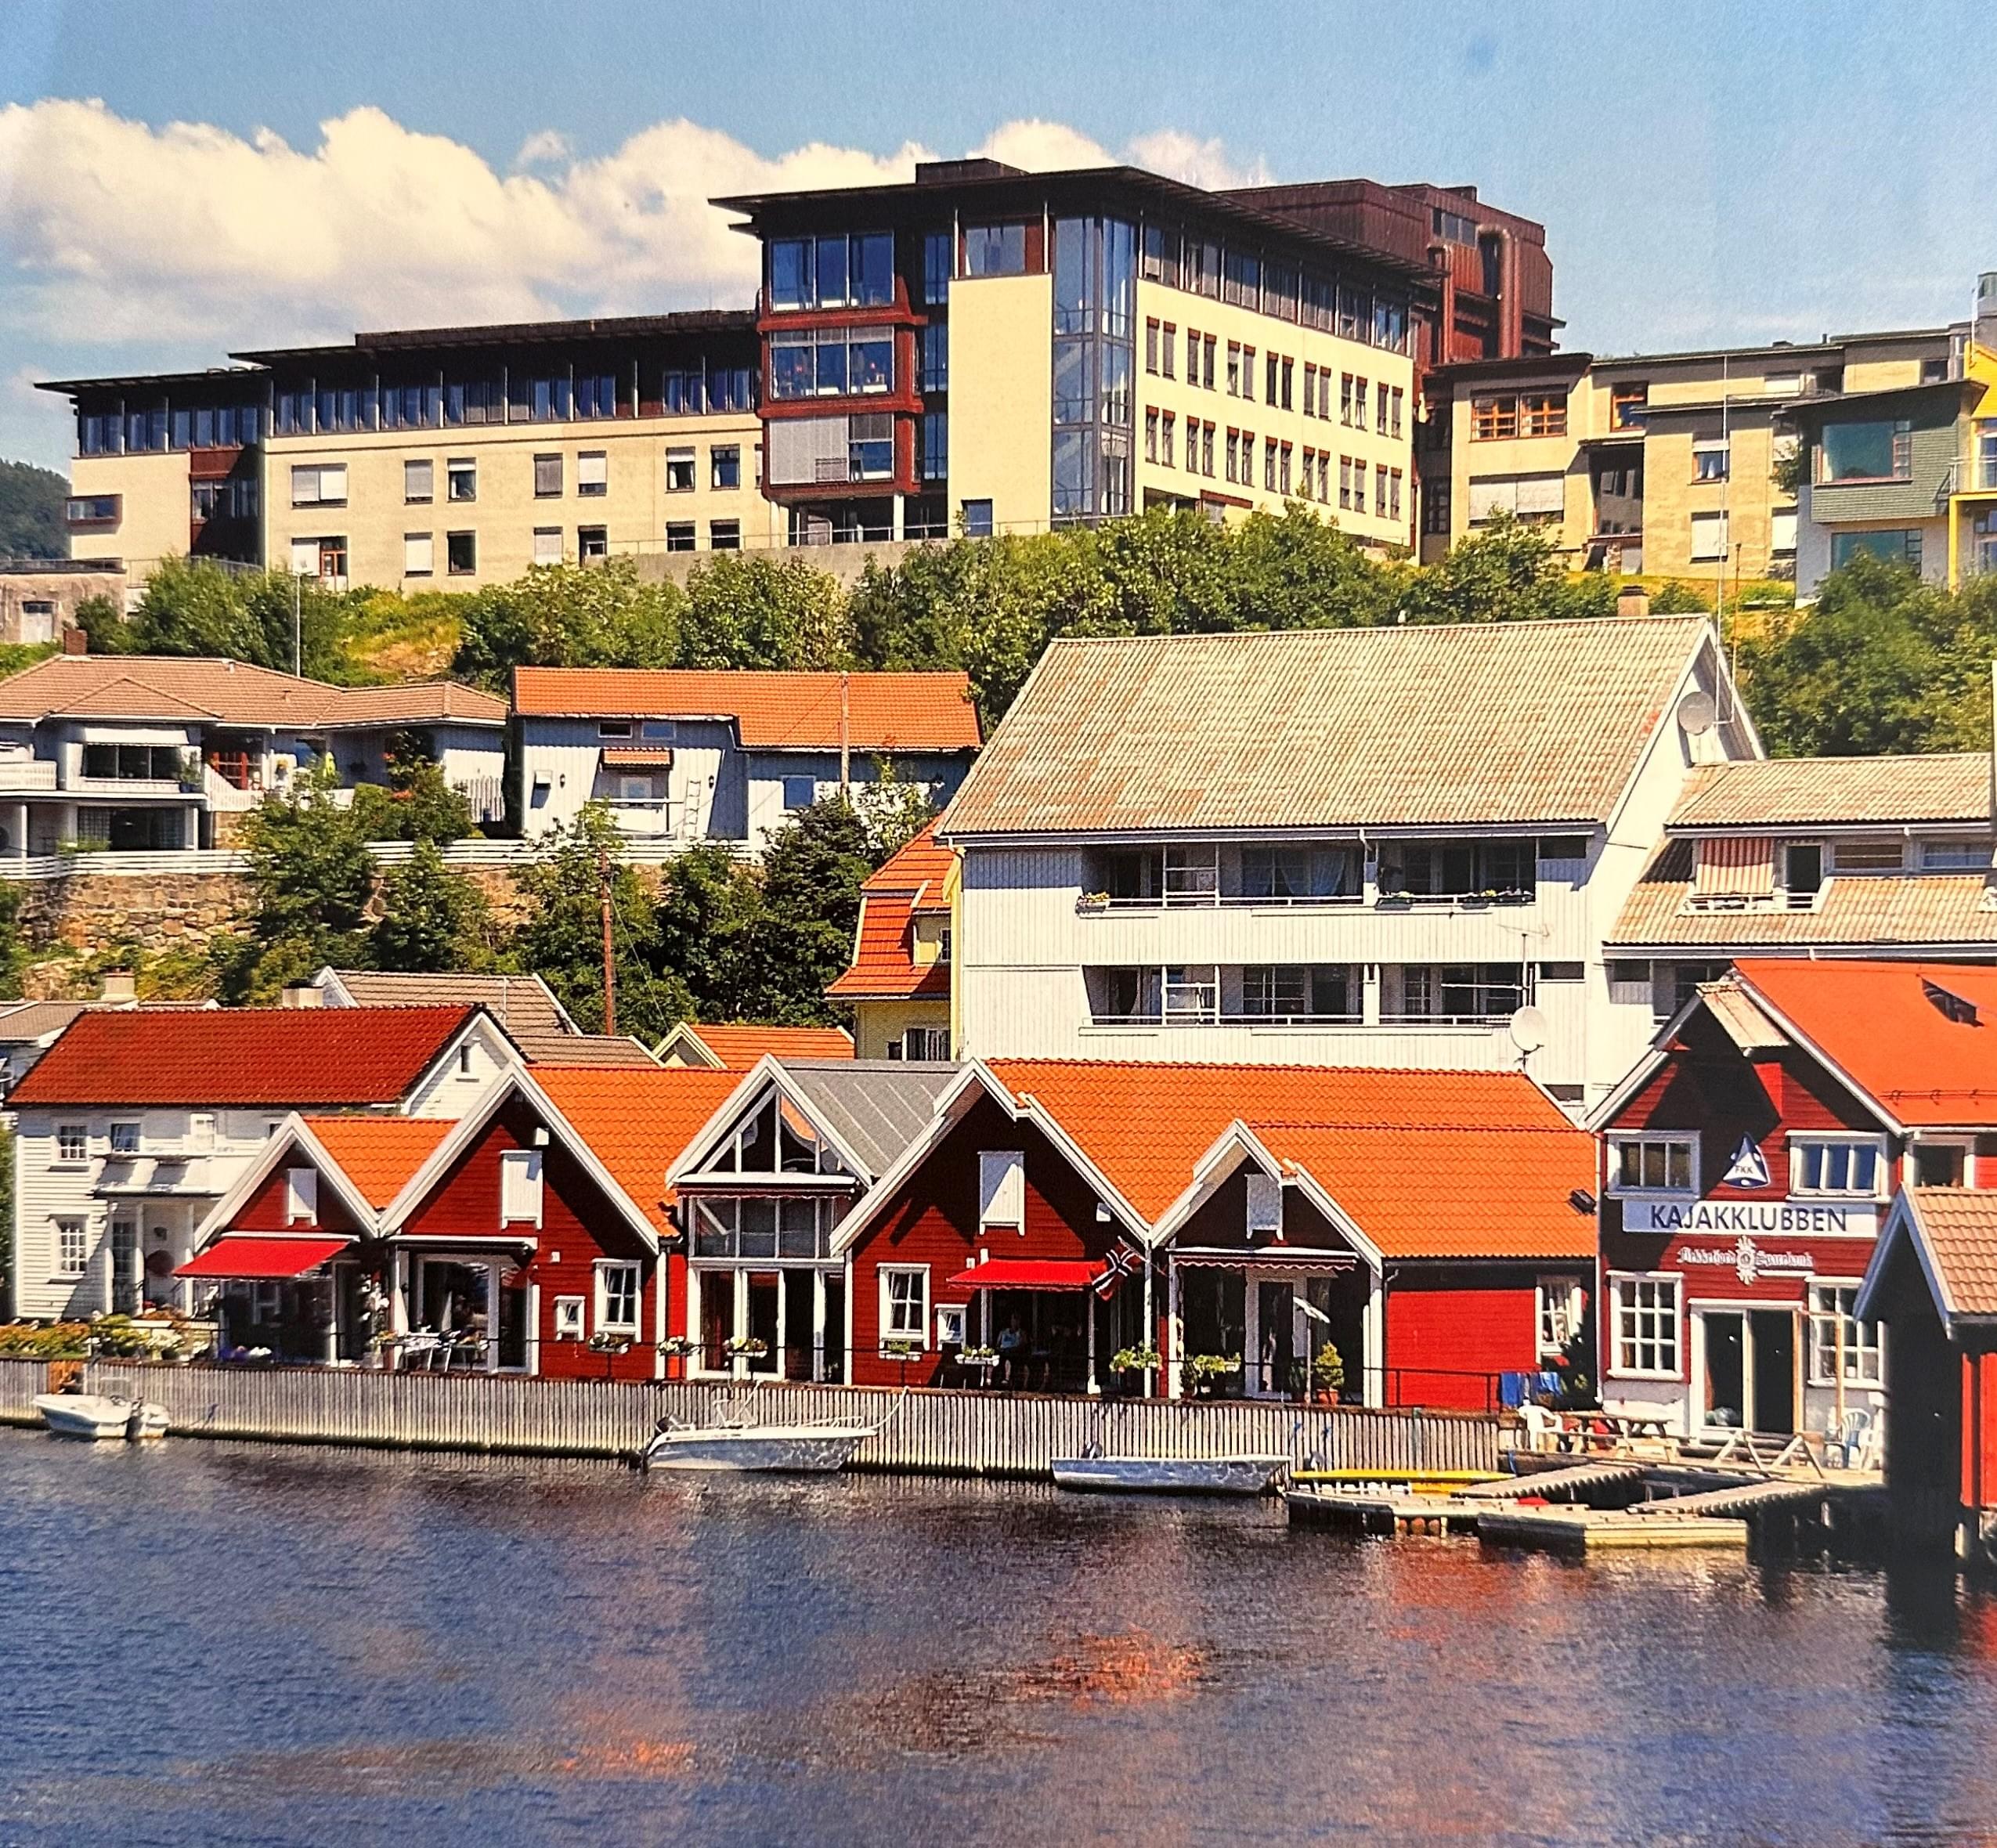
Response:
[1675,690,1717,737]
[1508,1005,1547,1055]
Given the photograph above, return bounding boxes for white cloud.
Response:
[0,99,1272,463]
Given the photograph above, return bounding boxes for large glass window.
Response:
[1050,217,1136,525]
[1821,418,1912,482]
[963,224,1027,277]
[1240,843,1361,901]
[768,328,894,400]
[1831,529,1923,572]
[770,232,895,309]
[1237,965,1356,1023]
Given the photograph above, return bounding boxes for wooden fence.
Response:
[12,1361,1503,1478]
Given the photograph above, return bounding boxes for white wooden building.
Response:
[939,616,1758,1108]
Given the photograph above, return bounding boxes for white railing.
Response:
[0,760,59,795]
[0,837,710,882]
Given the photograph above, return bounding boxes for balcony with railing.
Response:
[0,757,60,795]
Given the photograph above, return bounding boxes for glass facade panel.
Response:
[1049,217,1135,525]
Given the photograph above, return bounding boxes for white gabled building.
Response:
[6,1003,518,1322]
[937,615,1757,1108]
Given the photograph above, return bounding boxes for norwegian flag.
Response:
[1093,1239,1144,1300]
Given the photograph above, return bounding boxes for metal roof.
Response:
[783,1059,960,1179]
[941,617,1721,839]
[1669,755,1992,831]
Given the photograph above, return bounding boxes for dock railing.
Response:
[25,1359,1506,1478]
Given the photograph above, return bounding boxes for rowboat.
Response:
[643,1419,876,1473]
[1051,1452,1289,1496]
[32,1392,169,1442]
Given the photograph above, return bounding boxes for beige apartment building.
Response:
[1421,328,1955,582]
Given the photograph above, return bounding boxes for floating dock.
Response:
[1285,1455,1885,1554]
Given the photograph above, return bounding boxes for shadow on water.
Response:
[2,1431,1996,1846]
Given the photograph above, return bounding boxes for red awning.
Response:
[177,1235,352,1280]
[601,745,673,767]
[947,1258,1104,1292]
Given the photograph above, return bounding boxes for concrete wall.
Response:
[68,450,190,580]
[948,273,1054,531]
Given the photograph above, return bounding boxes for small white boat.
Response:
[32,1392,169,1442]
[1051,1452,1289,1496]
[643,1418,876,1473]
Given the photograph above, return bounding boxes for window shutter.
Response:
[1512,472,1565,516]
[284,1167,318,1224]
[978,1150,1024,1229]
[500,1149,543,1225]
[1245,1172,1281,1236]
[577,451,608,490]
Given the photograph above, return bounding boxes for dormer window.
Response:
[1783,843,1822,897]
[1833,840,1903,874]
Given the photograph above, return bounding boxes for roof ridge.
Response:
[991,1056,1527,1078]
[1042,614,1712,648]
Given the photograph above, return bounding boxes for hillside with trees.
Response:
[0,458,67,558]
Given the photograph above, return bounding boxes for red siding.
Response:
[847,1092,1118,1387]
[1966,1348,1997,1514]
[226,1159,365,1236]
[1385,1275,1537,1410]
[401,1096,660,1383]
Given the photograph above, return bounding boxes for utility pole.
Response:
[839,670,851,798]
[598,841,616,1037]
[293,570,302,678]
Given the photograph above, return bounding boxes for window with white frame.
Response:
[109,1121,140,1156]
[1245,1172,1281,1236]
[500,1150,543,1225]
[1609,1135,1697,1196]
[56,1217,87,1276]
[595,1261,640,1334]
[1921,840,1992,871]
[403,532,435,577]
[936,1302,967,1348]
[577,450,608,497]
[1538,1276,1583,1356]
[1689,510,1729,562]
[291,464,347,507]
[881,1265,929,1347]
[1809,1283,1883,1388]
[554,1295,586,1341]
[189,1113,215,1153]
[979,1150,1024,1232]
[1789,1135,1887,1199]
[56,1124,87,1164]
[1610,1274,1680,1377]
[283,1167,318,1224]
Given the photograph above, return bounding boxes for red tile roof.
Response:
[676,1023,854,1068]
[8,1006,478,1107]
[985,1059,1591,1257]
[827,825,956,1002]
[0,654,504,728]
[298,1116,455,1208]
[533,1067,744,1234]
[1732,960,1997,1127]
[511,667,981,751]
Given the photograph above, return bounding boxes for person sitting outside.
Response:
[996,1313,1026,1388]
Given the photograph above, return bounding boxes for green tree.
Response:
[450,558,683,688]
[214,760,377,1001]
[1398,514,1616,626]
[651,839,762,1020]
[854,757,939,862]
[0,882,29,1002]
[678,553,852,669]
[731,798,875,1023]
[1735,553,1957,756]
[510,803,688,1039]
[0,458,69,558]
[125,557,353,679]
[348,740,475,844]
[372,839,490,973]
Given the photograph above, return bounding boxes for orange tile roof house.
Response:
[936,617,1758,1108]
[656,1021,854,1069]
[825,822,956,1059]
[511,666,980,858]
[5,1003,523,1323]
[825,1056,1594,1406]
[0,650,507,855]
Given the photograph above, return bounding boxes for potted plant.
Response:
[1309,1342,1345,1406]
[1185,1352,1240,1398]
[1075,891,1111,915]
[1374,890,1413,912]
[722,1335,767,1361]
[1110,1344,1161,1392]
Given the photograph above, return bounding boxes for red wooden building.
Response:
[1859,1190,1997,1565]
[830,1059,1594,1406]
[1594,959,1997,1446]
[188,1064,738,1379]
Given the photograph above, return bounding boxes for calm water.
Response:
[3,1431,1996,1847]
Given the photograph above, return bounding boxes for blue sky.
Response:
[2,0,1991,472]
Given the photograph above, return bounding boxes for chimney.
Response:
[1976,272,1997,355]
[280,983,324,1009]
[61,626,88,656]
[97,969,136,1004]
[1617,584,1652,620]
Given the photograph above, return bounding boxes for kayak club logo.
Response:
[1721,1135,1771,1189]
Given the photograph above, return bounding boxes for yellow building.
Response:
[42,314,779,594]
[1425,328,1955,583]
[826,823,957,1060]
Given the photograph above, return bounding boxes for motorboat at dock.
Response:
[1051,1451,1289,1496]
[32,1392,169,1442]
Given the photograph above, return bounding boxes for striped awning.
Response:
[1692,836,1775,897]
[601,746,673,768]
[1171,1246,1360,1272]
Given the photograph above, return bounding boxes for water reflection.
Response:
[2,1431,1995,1846]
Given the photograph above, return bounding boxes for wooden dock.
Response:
[0,1355,1501,1482]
